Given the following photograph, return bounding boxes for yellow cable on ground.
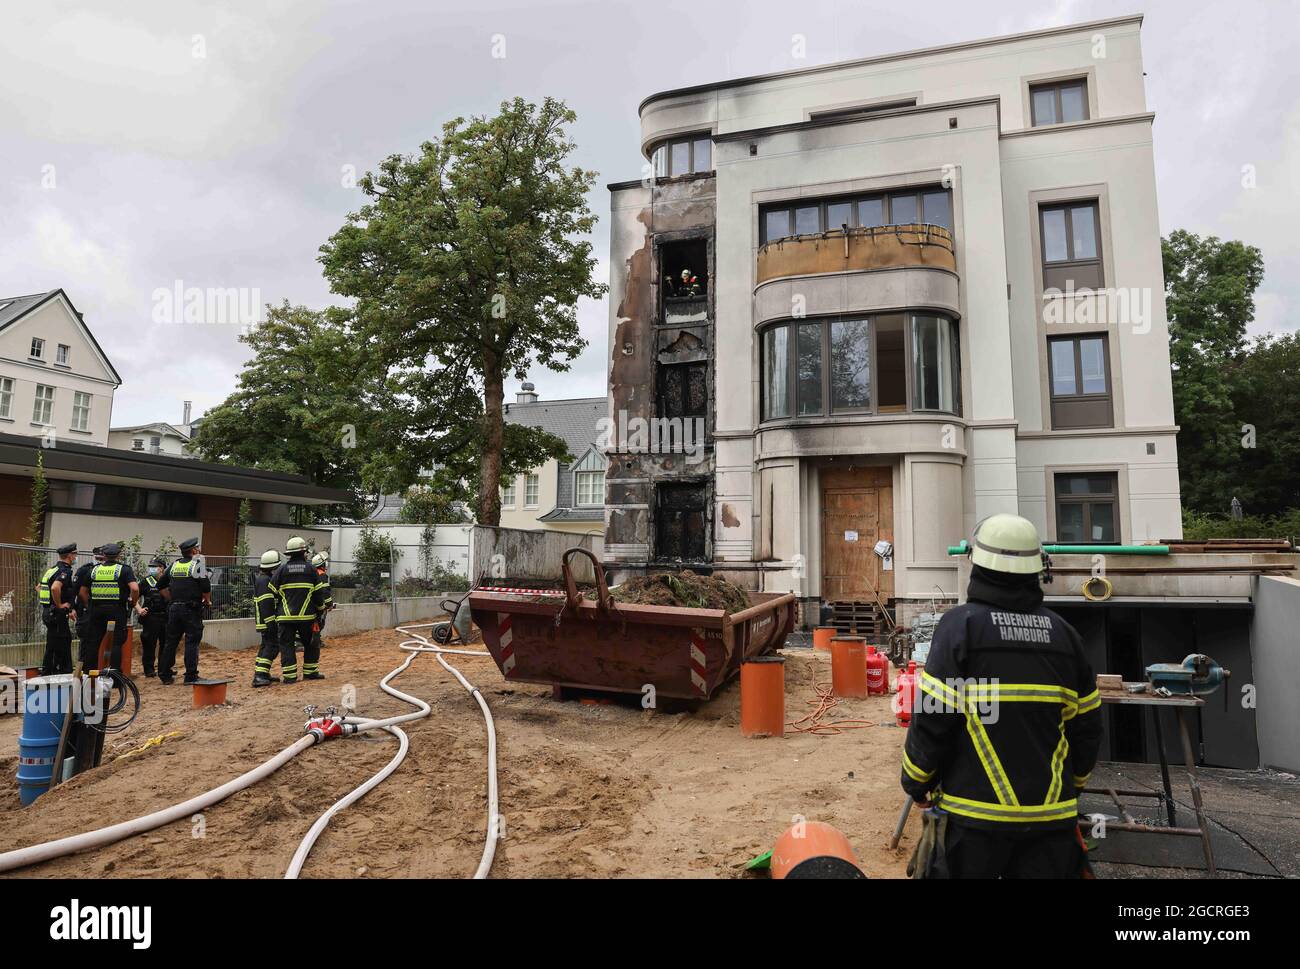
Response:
[114,731,183,761]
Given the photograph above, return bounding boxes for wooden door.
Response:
[820,466,893,601]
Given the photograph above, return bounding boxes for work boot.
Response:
[251,673,278,688]
[302,672,326,681]
[183,673,200,685]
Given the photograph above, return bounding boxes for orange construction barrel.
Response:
[192,678,232,709]
[740,655,785,738]
[771,821,866,879]
[830,635,868,698]
[97,624,133,677]
[812,626,835,651]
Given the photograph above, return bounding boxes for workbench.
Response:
[1082,686,1217,877]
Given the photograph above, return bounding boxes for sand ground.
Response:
[0,622,915,878]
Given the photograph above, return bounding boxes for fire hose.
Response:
[0,611,500,879]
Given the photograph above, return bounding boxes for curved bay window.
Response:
[761,313,960,421]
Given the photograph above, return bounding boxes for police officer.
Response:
[79,542,139,672]
[70,546,103,656]
[134,556,169,678]
[252,549,283,688]
[900,514,1103,878]
[309,550,335,661]
[270,537,328,683]
[157,537,211,685]
[39,543,79,675]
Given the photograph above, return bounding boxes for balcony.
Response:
[756,223,955,285]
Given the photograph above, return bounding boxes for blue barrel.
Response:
[17,675,75,806]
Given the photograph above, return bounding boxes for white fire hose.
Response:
[0,615,501,880]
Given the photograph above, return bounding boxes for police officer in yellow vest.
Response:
[39,542,79,675]
[156,537,211,685]
[78,542,139,672]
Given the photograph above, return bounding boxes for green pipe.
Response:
[947,541,1170,556]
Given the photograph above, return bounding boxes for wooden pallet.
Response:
[828,601,886,640]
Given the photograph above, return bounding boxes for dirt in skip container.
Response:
[595,571,750,614]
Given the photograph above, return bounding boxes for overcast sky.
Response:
[1,0,1294,427]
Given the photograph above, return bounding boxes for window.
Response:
[30,338,44,359]
[32,385,54,424]
[1040,201,1103,290]
[911,315,961,412]
[652,135,714,178]
[71,391,91,431]
[132,438,144,451]
[524,473,539,507]
[1055,472,1118,544]
[576,471,603,506]
[47,481,199,519]
[56,344,70,365]
[760,186,952,243]
[1030,79,1089,126]
[0,378,12,419]
[149,435,162,452]
[655,482,707,561]
[761,313,961,420]
[501,478,516,507]
[1048,335,1113,429]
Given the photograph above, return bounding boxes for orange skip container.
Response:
[812,625,836,651]
[740,656,785,738]
[771,820,865,879]
[830,636,868,698]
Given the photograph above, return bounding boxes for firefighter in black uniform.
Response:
[900,513,1103,878]
[79,542,139,672]
[270,536,328,683]
[251,549,283,687]
[70,546,103,659]
[308,550,335,667]
[134,556,169,678]
[157,537,211,685]
[39,543,79,675]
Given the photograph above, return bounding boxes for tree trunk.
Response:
[479,357,504,526]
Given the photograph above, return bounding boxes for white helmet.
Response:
[260,549,282,568]
[970,514,1043,575]
[311,551,329,568]
[285,535,309,554]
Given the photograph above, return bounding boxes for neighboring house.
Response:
[605,15,1181,623]
[0,289,121,446]
[107,421,190,456]
[500,384,605,535]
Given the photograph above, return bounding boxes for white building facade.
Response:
[605,16,1181,623]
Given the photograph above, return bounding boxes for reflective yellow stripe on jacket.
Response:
[39,566,58,604]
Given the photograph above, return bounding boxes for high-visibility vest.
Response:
[39,566,58,606]
[90,563,125,602]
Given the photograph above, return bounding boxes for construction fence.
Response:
[0,543,398,671]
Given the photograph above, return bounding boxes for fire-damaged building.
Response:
[604,15,1185,630]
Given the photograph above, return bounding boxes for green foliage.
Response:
[187,302,391,514]
[319,96,603,524]
[1232,332,1300,514]
[399,482,470,525]
[1182,509,1300,543]
[1163,230,1265,512]
[25,451,48,545]
[397,565,470,596]
[352,524,395,602]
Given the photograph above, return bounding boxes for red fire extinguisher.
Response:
[866,646,890,695]
[895,660,918,727]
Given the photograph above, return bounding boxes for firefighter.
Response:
[899,513,1102,878]
[39,543,79,675]
[156,537,211,685]
[251,549,283,688]
[134,556,169,678]
[70,546,103,657]
[270,536,328,683]
[309,550,335,660]
[79,542,139,673]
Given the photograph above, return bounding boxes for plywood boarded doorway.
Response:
[821,465,894,602]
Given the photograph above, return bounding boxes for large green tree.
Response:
[319,96,604,525]
[1162,230,1265,512]
[1232,331,1300,514]
[188,301,391,514]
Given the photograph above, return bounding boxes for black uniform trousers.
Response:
[40,609,74,675]
[161,602,204,682]
[139,614,167,676]
[83,603,129,671]
[278,619,316,681]
[942,823,1086,879]
[254,626,281,675]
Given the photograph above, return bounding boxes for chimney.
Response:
[516,382,539,404]
[183,400,192,425]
